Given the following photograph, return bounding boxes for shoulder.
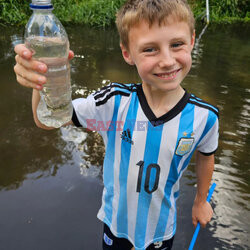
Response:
[93,82,138,106]
[188,93,219,118]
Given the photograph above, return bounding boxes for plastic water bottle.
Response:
[25,0,73,128]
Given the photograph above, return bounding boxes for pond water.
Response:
[0,23,249,250]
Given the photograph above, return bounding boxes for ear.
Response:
[120,43,135,65]
[190,30,196,50]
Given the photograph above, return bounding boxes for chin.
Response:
[156,82,182,92]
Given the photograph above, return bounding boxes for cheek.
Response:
[136,58,156,76]
[179,52,192,69]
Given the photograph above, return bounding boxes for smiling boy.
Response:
[14,0,219,249]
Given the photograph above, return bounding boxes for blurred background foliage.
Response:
[0,0,249,26]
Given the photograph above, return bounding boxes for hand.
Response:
[192,198,213,228]
[14,44,74,90]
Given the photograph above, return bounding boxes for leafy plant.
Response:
[0,0,249,26]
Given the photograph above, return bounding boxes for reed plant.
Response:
[0,0,249,26]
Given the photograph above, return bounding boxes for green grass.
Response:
[189,0,250,24]
[0,0,249,26]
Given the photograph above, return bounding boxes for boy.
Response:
[14,0,219,249]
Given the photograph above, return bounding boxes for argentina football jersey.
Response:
[72,83,219,250]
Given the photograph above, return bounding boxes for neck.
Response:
[142,84,185,117]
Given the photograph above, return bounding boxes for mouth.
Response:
[154,69,181,80]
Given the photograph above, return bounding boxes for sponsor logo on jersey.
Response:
[121,129,134,145]
[175,137,194,156]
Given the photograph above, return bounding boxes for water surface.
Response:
[0,23,249,249]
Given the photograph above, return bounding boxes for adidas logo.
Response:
[121,129,134,145]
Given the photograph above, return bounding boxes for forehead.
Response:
[128,18,192,47]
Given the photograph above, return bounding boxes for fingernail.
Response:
[23,51,29,57]
[36,85,43,90]
[38,76,45,83]
[38,64,46,71]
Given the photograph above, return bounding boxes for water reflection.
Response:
[1,23,249,249]
[60,126,103,179]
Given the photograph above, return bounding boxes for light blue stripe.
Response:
[103,90,122,224]
[134,123,164,248]
[189,97,218,113]
[114,84,137,95]
[154,103,195,240]
[179,109,218,175]
[117,92,139,234]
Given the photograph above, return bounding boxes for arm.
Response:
[192,151,214,228]
[14,44,74,129]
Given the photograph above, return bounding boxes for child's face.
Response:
[121,17,195,93]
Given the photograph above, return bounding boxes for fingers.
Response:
[14,44,32,60]
[15,54,47,74]
[192,216,198,227]
[14,44,47,90]
[192,210,213,228]
[14,63,46,90]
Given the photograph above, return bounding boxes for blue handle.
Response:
[188,183,216,250]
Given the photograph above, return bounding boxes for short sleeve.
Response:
[71,83,118,140]
[72,94,97,128]
[196,111,219,156]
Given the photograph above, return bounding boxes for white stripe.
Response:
[96,95,115,146]
[164,182,179,237]
[191,106,209,153]
[127,105,148,244]
[197,119,219,153]
[145,114,181,243]
[97,186,107,222]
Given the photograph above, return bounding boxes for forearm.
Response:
[192,151,214,227]
[195,151,214,203]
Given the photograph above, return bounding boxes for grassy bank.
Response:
[0,0,126,26]
[0,0,249,26]
[190,0,250,24]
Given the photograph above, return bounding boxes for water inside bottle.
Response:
[26,36,73,128]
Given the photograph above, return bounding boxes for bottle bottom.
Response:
[37,99,73,128]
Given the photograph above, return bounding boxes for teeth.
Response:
[158,71,177,78]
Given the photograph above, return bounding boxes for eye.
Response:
[143,47,156,53]
[171,42,184,48]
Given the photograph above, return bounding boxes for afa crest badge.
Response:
[175,138,194,156]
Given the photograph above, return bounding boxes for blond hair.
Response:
[116,0,195,49]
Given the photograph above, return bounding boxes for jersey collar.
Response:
[136,84,191,126]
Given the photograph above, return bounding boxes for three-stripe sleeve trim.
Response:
[72,108,82,127]
[189,95,219,117]
[93,82,132,96]
[94,83,137,107]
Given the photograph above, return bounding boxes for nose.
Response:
[158,48,175,68]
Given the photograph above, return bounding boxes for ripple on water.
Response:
[212,163,250,248]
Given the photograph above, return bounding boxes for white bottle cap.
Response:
[32,0,51,5]
[30,0,53,9]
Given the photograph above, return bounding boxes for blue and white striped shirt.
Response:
[72,83,219,250]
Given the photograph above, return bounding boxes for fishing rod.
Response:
[188,182,216,250]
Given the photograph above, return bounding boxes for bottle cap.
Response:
[30,0,53,9]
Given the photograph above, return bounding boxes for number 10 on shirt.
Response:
[136,161,161,194]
